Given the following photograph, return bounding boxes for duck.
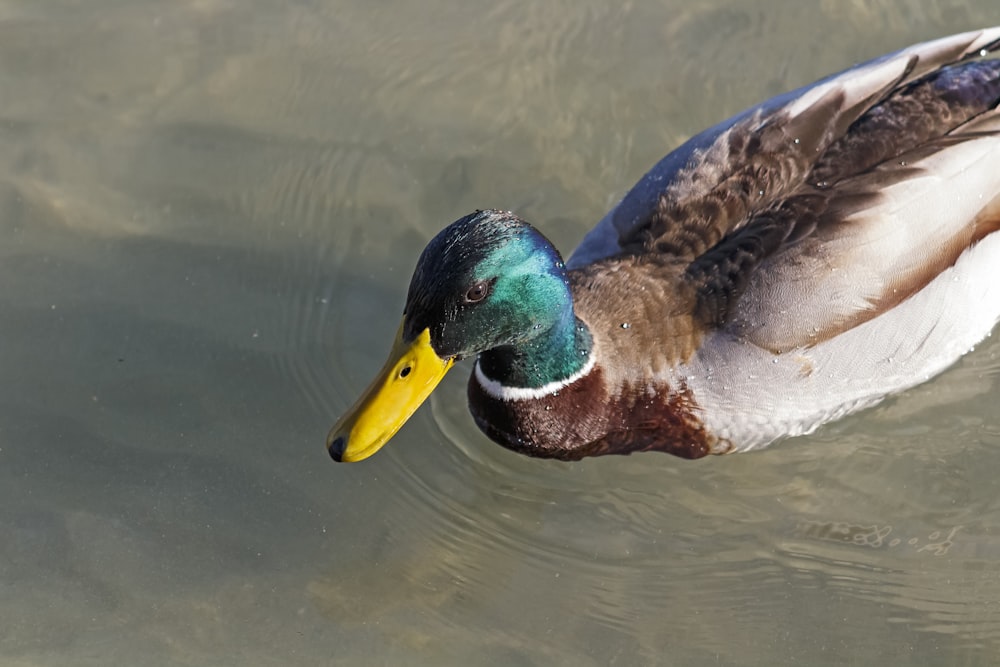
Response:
[328,28,1000,463]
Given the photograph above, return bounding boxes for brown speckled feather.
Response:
[573,33,1000,355]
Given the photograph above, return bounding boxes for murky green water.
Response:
[1,1,999,665]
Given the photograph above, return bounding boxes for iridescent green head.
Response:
[328,209,590,462]
[404,209,573,359]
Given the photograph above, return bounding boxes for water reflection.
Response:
[0,1,999,665]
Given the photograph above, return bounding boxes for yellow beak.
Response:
[327,322,454,462]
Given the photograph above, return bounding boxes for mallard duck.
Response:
[328,28,1000,463]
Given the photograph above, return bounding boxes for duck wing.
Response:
[569,28,1000,352]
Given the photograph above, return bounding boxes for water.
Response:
[1,1,998,665]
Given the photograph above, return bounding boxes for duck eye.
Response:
[464,280,491,303]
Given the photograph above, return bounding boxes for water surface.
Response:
[1,1,999,665]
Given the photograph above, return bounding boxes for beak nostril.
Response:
[399,366,412,378]
[328,436,346,462]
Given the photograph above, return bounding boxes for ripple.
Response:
[310,376,1000,659]
[775,523,1000,646]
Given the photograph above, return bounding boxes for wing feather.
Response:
[569,28,1000,352]
[568,27,1000,268]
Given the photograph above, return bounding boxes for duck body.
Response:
[329,28,1000,463]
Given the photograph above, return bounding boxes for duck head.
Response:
[327,209,577,462]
